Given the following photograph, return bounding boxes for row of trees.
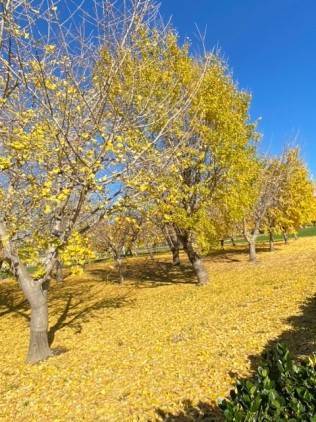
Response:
[0,0,315,363]
[89,148,315,278]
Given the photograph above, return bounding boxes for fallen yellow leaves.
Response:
[0,238,316,421]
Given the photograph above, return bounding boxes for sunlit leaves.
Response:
[1,238,316,419]
[60,232,95,273]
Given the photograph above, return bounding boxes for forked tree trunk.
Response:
[179,231,208,285]
[269,231,274,251]
[0,222,52,363]
[248,240,257,262]
[20,269,52,363]
[243,225,258,263]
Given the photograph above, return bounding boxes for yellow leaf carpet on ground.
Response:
[0,238,316,421]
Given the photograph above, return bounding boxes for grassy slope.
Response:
[225,225,316,245]
[0,238,316,421]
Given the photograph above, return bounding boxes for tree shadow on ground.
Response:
[87,243,284,286]
[249,293,316,370]
[47,290,131,346]
[88,261,197,287]
[207,244,283,263]
[155,399,224,421]
[0,286,29,320]
[155,293,316,420]
[0,281,132,350]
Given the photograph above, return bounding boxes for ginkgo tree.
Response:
[312,183,316,225]
[265,148,315,248]
[240,149,314,261]
[129,55,258,284]
[0,0,200,363]
[134,199,183,265]
[241,155,289,261]
[89,213,141,283]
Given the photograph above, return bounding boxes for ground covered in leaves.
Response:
[1,238,316,421]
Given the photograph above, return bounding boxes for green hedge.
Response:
[220,343,316,421]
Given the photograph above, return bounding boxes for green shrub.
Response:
[220,343,316,421]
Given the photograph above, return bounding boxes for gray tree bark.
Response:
[269,231,274,251]
[18,267,52,363]
[27,283,52,363]
[52,258,63,282]
[243,222,258,263]
[114,254,124,283]
[171,247,180,266]
[162,223,181,266]
[248,240,257,262]
[178,231,208,285]
[0,222,52,363]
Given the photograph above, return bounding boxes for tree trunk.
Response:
[0,222,52,363]
[162,223,181,266]
[148,245,155,261]
[249,240,256,262]
[52,259,63,282]
[126,247,133,256]
[179,231,208,285]
[114,255,124,283]
[17,269,52,364]
[191,257,209,285]
[26,280,52,364]
[243,224,258,263]
[269,231,274,251]
[171,247,180,266]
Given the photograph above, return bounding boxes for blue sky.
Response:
[160,0,316,177]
